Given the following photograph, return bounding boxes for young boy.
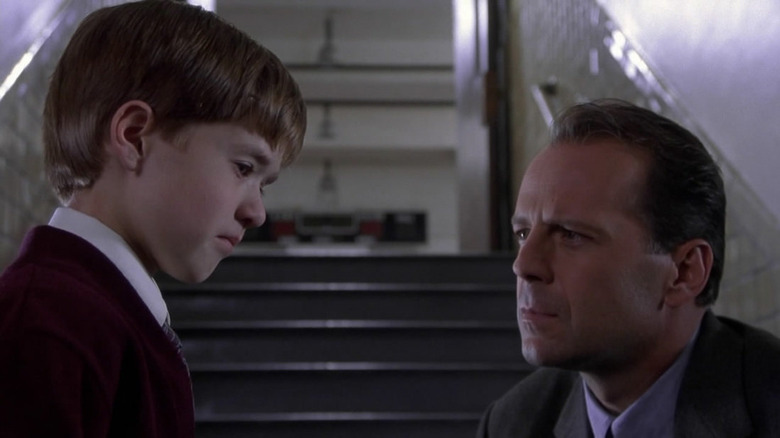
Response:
[0,1,306,436]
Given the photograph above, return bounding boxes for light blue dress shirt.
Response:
[584,330,699,438]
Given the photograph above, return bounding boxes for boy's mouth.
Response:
[218,235,241,248]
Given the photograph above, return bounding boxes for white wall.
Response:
[600,0,780,221]
[218,0,460,253]
[267,159,459,253]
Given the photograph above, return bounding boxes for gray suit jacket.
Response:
[476,312,780,438]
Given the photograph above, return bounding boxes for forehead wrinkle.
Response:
[514,160,645,242]
[546,142,648,208]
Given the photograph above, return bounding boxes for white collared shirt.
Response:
[48,207,168,326]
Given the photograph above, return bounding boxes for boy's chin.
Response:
[165,262,218,284]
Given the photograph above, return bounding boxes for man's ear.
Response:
[664,239,713,308]
[109,100,154,171]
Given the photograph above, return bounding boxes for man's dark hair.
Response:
[550,98,725,306]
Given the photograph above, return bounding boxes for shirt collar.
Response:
[48,207,168,326]
[584,385,614,438]
[584,328,700,438]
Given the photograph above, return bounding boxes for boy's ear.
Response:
[109,100,155,170]
[664,239,713,308]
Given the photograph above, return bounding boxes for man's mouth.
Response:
[519,306,558,320]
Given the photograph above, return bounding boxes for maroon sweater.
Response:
[0,226,194,437]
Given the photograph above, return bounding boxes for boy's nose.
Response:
[237,190,266,229]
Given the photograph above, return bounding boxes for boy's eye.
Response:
[235,162,254,176]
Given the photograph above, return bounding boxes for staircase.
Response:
[159,253,531,438]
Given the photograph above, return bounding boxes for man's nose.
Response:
[513,231,552,283]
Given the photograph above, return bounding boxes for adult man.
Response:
[477,99,780,438]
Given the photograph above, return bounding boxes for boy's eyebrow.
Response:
[234,142,273,166]
[252,151,272,166]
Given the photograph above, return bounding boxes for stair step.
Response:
[166,282,513,292]
[176,319,516,329]
[195,413,481,438]
[191,367,528,413]
[190,361,527,372]
[159,254,520,438]
[161,254,515,284]
[179,323,523,363]
[198,411,482,421]
[165,282,516,321]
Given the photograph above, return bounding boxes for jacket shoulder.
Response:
[727,317,780,433]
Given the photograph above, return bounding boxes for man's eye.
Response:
[515,228,530,243]
[560,229,584,243]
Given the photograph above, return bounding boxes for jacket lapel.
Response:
[675,312,753,438]
[554,376,594,438]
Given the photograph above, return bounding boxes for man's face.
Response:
[512,140,675,373]
[124,123,281,283]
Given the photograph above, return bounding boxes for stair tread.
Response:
[189,361,531,372]
[169,254,516,284]
[161,255,519,436]
[163,281,514,293]
[196,411,483,422]
[175,319,516,330]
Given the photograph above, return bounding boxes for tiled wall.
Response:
[0,0,123,269]
[509,0,780,335]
